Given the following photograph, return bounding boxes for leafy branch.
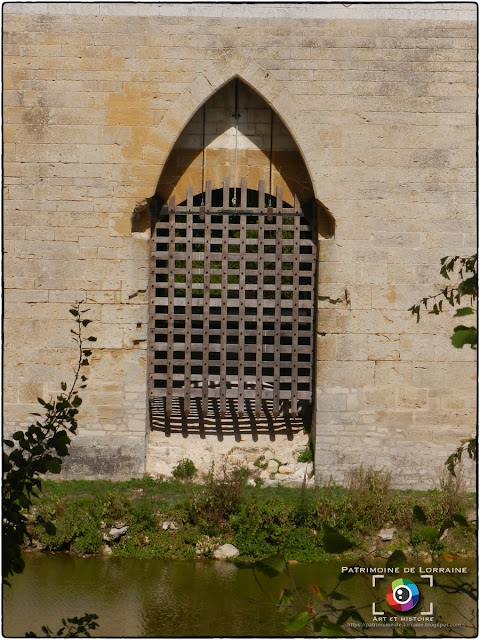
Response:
[26,613,99,638]
[409,254,477,349]
[408,254,477,475]
[2,302,97,584]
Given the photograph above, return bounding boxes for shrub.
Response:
[172,459,197,480]
[189,464,246,529]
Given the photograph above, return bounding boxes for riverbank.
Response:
[27,468,476,563]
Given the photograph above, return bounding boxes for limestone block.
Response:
[267,459,279,473]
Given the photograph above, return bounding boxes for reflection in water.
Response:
[2,553,477,637]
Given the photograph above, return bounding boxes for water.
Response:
[2,553,477,637]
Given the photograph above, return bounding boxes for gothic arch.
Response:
[141,52,334,236]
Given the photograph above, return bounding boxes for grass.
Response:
[29,470,476,563]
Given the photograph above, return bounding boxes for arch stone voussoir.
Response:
[152,52,323,202]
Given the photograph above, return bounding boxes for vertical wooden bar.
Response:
[276,184,283,213]
[205,180,212,210]
[148,222,158,400]
[166,212,176,417]
[183,213,193,416]
[219,212,229,418]
[168,195,175,212]
[202,214,211,416]
[273,214,283,418]
[223,176,230,209]
[258,179,265,212]
[294,193,301,214]
[255,215,265,418]
[237,213,247,417]
[291,214,301,418]
[240,176,247,209]
[187,186,193,210]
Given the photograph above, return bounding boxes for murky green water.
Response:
[2,553,477,637]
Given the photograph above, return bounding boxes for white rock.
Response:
[109,525,129,540]
[378,528,396,541]
[102,545,113,555]
[267,459,279,473]
[213,543,239,560]
[263,450,275,461]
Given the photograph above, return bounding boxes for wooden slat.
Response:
[240,176,247,209]
[150,387,313,401]
[276,184,283,213]
[258,179,265,212]
[183,213,193,416]
[223,176,230,208]
[219,211,229,417]
[166,212,176,417]
[255,214,265,418]
[291,214,301,418]
[272,214,283,418]
[294,193,301,214]
[148,227,158,399]
[187,186,193,210]
[205,180,212,210]
[168,195,175,212]
[237,210,247,417]
[202,214,211,416]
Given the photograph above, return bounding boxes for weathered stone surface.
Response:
[2,2,476,490]
[213,544,239,560]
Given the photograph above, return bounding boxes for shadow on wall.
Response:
[150,397,312,443]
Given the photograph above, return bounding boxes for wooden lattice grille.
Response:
[148,178,317,421]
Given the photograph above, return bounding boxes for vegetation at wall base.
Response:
[25,468,476,563]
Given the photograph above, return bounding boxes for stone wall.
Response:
[3,3,476,487]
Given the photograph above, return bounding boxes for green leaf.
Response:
[386,549,408,569]
[320,621,349,636]
[82,350,92,357]
[452,513,469,527]
[72,396,83,407]
[45,458,62,474]
[413,505,427,524]
[255,554,286,577]
[322,529,353,554]
[3,439,14,448]
[87,336,97,342]
[61,381,67,391]
[69,308,79,316]
[12,431,24,440]
[285,611,309,632]
[278,588,293,606]
[43,521,57,536]
[422,526,440,545]
[310,584,327,600]
[454,307,474,317]
[451,326,477,348]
